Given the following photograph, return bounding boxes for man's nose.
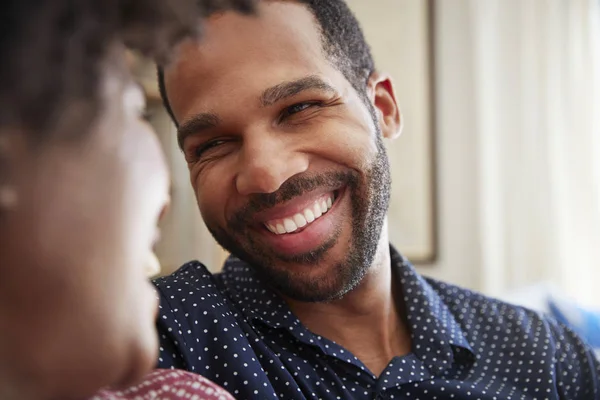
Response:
[235,133,309,195]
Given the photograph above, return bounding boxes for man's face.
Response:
[164,2,398,302]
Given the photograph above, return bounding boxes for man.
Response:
[155,1,600,399]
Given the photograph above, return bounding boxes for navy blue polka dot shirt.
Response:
[154,247,600,399]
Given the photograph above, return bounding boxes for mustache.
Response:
[229,171,357,227]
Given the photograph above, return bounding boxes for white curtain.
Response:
[467,0,600,307]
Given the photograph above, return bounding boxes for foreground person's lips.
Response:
[254,187,346,255]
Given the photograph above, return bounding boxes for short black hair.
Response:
[0,0,255,142]
[157,0,375,125]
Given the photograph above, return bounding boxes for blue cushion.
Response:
[549,298,600,349]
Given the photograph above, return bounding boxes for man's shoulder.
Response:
[153,261,226,294]
[153,261,231,320]
[153,261,245,370]
[155,260,217,281]
[422,276,597,356]
[423,277,600,397]
[423,276,558,336]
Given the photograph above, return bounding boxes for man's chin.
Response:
[275,277,358,303]
[249,259,360,303]
[266,243,334,266]
[211,224,366,301]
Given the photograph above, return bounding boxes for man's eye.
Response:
[194,139,227,158]
[280,102,321,120]
[287,103,313,114]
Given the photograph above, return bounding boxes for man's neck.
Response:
[284,231,412,377]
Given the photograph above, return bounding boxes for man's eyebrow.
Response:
[260,75,337,107]
[176,77,335,150]
[177,112,221,150]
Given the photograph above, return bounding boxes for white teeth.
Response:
[293,213,307,228]
[320,200,328,213]
[304,209,315,223]
[283,218,297,233]
[276,224,286,234]
[313,203,322,218]
[265,193,337,235]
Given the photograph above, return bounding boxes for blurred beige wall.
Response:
[417,0,482,290]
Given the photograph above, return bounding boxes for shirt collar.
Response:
[389,248,475,374]
[219,246,476,373]
[218,257,303,330]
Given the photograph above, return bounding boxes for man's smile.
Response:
[251,187,346,256]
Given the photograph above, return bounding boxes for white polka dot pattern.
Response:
[91,369,234,399]
[154,246,600,399]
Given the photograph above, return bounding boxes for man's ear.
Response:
[367,72,402,140]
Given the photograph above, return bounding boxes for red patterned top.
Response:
[91,369,235,400]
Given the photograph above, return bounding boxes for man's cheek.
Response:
[200,206,225,233]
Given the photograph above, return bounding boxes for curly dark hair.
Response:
[157,0,375,126]
[0,0,255,141]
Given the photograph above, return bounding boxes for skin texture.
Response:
[0,47,170,400]
[163,1,410,376]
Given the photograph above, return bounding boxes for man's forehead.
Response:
[204,0,317,36]
[164,1,335,119]
[167,1,323,75]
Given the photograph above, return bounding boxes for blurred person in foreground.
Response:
[155,0,600,399]
[0,1,254,399]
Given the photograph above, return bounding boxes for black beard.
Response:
[206,137,391,303]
